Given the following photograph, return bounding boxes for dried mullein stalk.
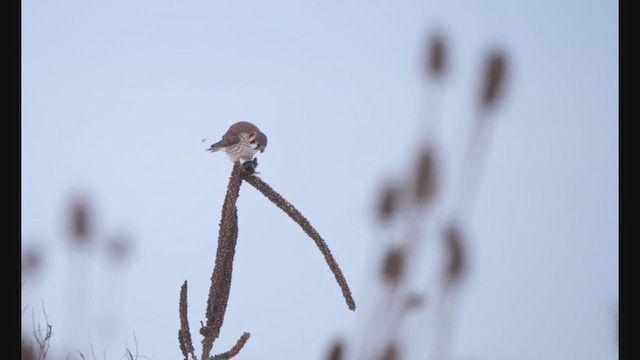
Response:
[212,332,251,360]
[244,174,356,311]
[178,281,196,360]
[201,163,245,358]
[182,153,355,359]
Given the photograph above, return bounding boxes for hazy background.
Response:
[21,0,618,359]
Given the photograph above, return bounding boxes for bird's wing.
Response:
[208,122,260,152]
[220,131,241,147]
[221,122,260,146]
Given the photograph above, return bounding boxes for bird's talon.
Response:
[241,158,259,175]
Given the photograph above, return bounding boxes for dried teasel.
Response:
[69,195,91,245]
[377,183,398,221]
[22,244,43,277]
[381,247,405,284]
[443,222,466,285]
[424,31,447,79]
[413,147,437,205]
[480,50,508,111]
[379,342,399,360]
[326,339,344,360]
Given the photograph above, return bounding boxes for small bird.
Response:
[207,121,268,163]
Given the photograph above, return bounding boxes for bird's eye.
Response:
[250,139,256,144]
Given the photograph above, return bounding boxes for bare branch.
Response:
[122,331,152,360]
[31,301,52,360]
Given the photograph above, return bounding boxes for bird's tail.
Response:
[207,140,223,153]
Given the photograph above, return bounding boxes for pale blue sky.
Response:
[22,1,618,359]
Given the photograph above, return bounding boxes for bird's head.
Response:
[248,131,268,153]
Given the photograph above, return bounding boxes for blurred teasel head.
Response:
[413,146,437,206]
[443,222,466,286]
[480,49,508,112]
[381,247,405,285]
[377,183,399,222]
[424,31,448,79]
[69,194,92,246]
[326,338,344,360]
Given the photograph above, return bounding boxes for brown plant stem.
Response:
[243,174,356,311]
[201,163,245,358]
[178,281,196,360]
[212,332,251,360]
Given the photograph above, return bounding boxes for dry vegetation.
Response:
[323,32,509,360]
[21,195,139,359]
[179,158,356,360]
[22,29,512,360]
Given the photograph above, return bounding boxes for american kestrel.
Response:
[207,121,268,163]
